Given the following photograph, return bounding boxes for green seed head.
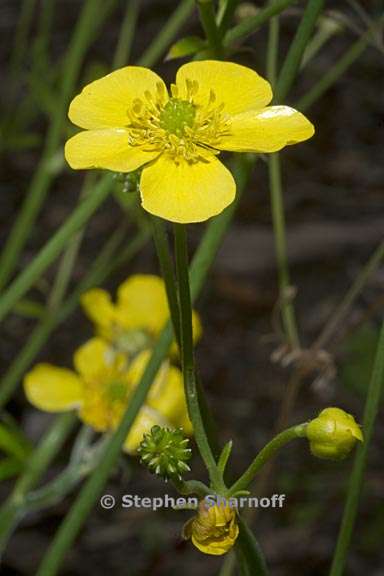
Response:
[137,425,192,480]
[160,99,196,136]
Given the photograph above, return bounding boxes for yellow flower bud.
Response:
[306,407,363,460]
[184,500,239,556]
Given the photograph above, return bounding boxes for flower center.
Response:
[159,98,196,136]
[107,380,129,403]
[80,370,131,432]
[126,80,230,162]
[79,349,132,432]
[114,329,153,357]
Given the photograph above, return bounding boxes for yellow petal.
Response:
[24,364,83,412]
[176,60,272,115]
[191,534,236,556]
[147,365,189,427]
[217,106,315,153]
[192,311,202,344]
[73,338,114,380]
[68,66,167,129]
[179,413,193,436]
[127,350,169,391]
[116,275,169,335]
[65,129,158,172]
[140,153,236,223]
[80,288,116,338]
[127,352,192,434]
[123,406,169,454]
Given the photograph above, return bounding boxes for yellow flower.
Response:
[65,60,314,223]
[23,338,191,453]
[306,407,363,460]
[184,500,239,555]
[80,274,201,355]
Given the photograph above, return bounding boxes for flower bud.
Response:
[183,500,239,556]
[137,425,191,480]
[306,407,363,460]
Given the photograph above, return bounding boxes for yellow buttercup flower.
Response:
[65,60,314,223]
[184,500,239,556]
[80,274,201,355]
[24,338,191,453]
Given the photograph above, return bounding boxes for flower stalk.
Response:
[174,223,225,492]
[150,216,181,345]
[224,0,297,46]
[197,0,223,57]
[268,153,300,349]
[275,0,325,102]
[228,424,307,496]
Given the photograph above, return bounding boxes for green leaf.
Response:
[165,36,207,60]
[218,440,233,475]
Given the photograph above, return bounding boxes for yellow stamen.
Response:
[126,79,230,162]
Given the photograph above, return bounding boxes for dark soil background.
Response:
[1,1,384,575]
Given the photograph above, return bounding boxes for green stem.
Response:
[25,431,102,512]
[0,0,109,290]
[113,0,140,68]
[329,319,384,576]
[172,477,211,497]
[0,175,113,324]
[219,553,237,576]
[228,424,307,495]
[174,223,224,491]
[298,15,384,111]
[266,9,280,86]
[151,216,181,345]
[137,0,195,66]
[300,17,342,70]
[46,176,94,310]
[197,0,223,57]
[31,0,57,76]
[275,0,324,102]
[224,0,297,46]
[268,153,300,349]
[217,0,239,36]
[0,414,76,550]
[235,516,269,576]
[36,159,250,576]
[314,241,384,350]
